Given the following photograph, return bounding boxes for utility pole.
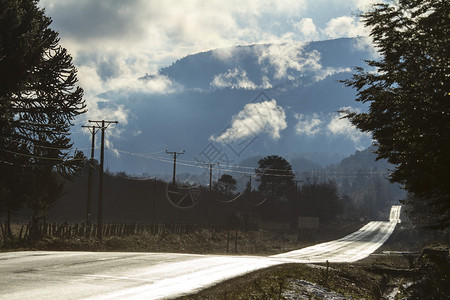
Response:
[88,120,118,240]
[293,180,303,230]
[166,150,184,185]
[81,125,99,226]
[244,175,253,190]
[203,162,218,224]
[149,176,157,224]
[203,162,218,191]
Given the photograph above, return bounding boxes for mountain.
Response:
[74,37,375,176]
[323,147,404,218]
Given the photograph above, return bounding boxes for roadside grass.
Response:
[175,225,449,300]
[1,222,364,254]
[175,263,386,299]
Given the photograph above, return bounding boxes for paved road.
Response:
[0,206,401,300]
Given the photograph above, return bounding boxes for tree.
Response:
[214,174,237,196]
[343,0,450,229]
[299,179,342,222]
[256,155,295,199]
[0,0,86,234]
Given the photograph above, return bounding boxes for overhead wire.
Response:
[0,135,97,152]
[116,149,311,178]
[0,148,85,162]
[114,148,391,179]
[117,150,390,175]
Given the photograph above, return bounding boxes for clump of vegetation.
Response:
[177,263,387,300]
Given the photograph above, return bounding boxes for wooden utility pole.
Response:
[166,150,184,185]
[88,120,118,240]
[203,162,218,191]
[81,125,99,226]
[244,174,253,190]
[203,162,218,224]
[293,180,303,230]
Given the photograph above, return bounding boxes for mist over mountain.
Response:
[75,37,376,176]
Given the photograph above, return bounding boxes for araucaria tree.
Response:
[343,0,449,229]
[0,0,86,235]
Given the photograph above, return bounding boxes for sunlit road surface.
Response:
[0,206,401,300]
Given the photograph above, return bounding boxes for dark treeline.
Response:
[3,150,400,236]
[297,147,405,220]
[45,156,357,228]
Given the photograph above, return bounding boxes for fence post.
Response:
[226,229,230,253]
[234,228,238,253]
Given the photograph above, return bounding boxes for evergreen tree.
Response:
[215,174,237,196]
[256,155,295,201]
[343,0,450,229]
[0,0,86,233]
[299,179,342,222]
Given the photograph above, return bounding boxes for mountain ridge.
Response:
[78,37,375,175]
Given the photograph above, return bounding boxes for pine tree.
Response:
[256,155,295,202]
[343,0,450,229]
[215,174,237,196]
[0,0,86,233]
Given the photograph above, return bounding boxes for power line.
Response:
[119,151,391,175]
[0,135,94,151]
[0,148,85,162]
[114,148,391,179]
[115,149,293,178]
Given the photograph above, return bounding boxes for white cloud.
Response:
[295,113,322,136]
[211,68,257,90]
[314,66,352,81]
[327,107,371,147]
[258,43,322,80]
[352,0,379,12]
[211,99,287,143]
[323,16,369,39]
[352,36,379,59]
[294,18,319,40]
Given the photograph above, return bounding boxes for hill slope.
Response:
[76,37,375,175]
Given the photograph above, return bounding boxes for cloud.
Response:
[211,99,287,143]
[258,43,322,80]
[211,68,273,90]
[294,18,319,40]
[314,66,352,81]
[352,0,379,12]
[295,113,322,136]
[352,36,379,59]
[323,16,369,39]
[211,68,257,90]
[327,107,371,147]
[291,109,372,149]
[256,43,355,83]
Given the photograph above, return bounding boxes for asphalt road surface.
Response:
[0,206,401,300]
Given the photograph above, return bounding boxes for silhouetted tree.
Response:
[299,179,342,222]
[214,174,237,196]
[0,0,86,235]
[256,155,295,200]
[343,0,450,229]
[256,155,295,220]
